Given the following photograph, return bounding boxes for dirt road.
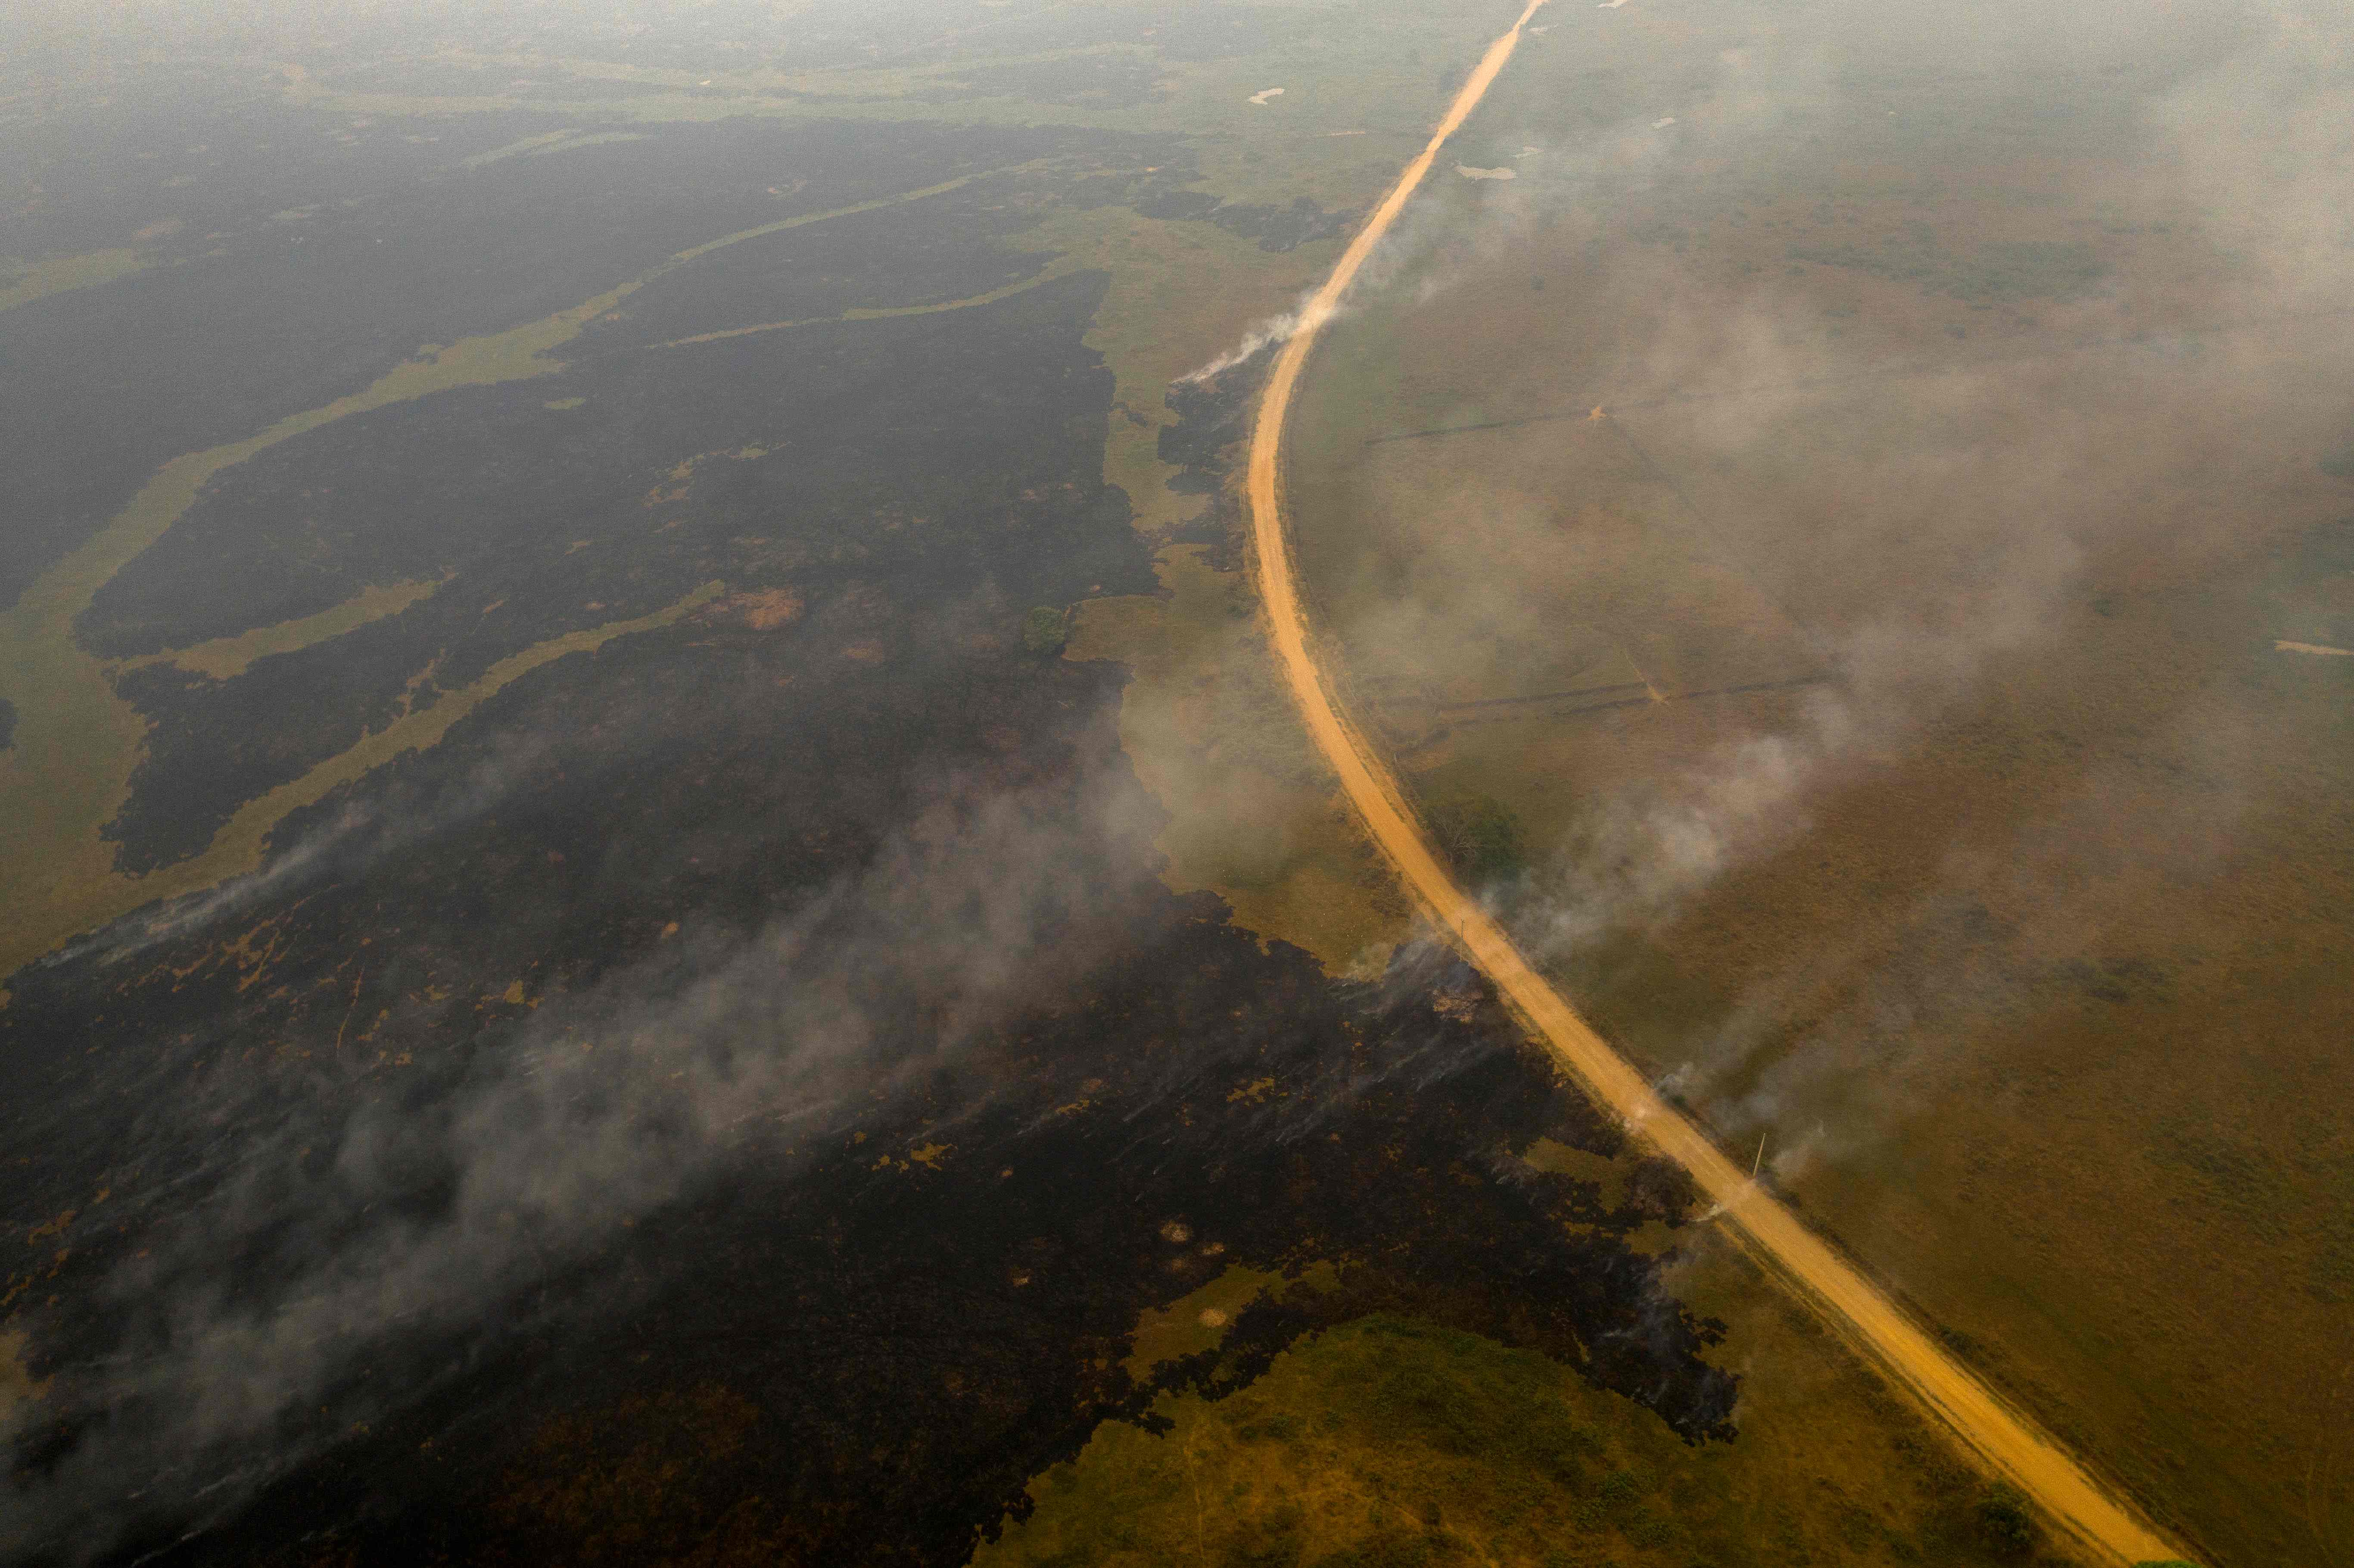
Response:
[1242,3,2185,1561]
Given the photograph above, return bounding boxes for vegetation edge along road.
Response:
[1240,1,2187,1561]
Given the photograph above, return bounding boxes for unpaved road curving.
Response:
[1242,3,2185,1562]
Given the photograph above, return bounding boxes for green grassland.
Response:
[982,1294,2076,1568]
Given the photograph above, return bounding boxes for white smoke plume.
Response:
[1177,289,1320,384]
[2,756,1160,1560]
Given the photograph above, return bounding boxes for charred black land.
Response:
[7,113,1068,609]
[12,907,1737,1568]
[8,71,1738,1568]
[57,136,1324,873]
[6,482,1735,1566]
[90,261,1144,872]
[1156,342,1279,572]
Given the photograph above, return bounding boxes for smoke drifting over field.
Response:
[1365,0,2335,908]
[2,748,1160,1557]
[1321,0,2354,1007]
[1275,17,2354,1549]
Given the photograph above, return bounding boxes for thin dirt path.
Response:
[1242,3,2184,1561]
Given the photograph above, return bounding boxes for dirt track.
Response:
[1242,3,2184,1560]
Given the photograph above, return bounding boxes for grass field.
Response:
[983,1275,2086,1568]
[1284,2,2354,1561]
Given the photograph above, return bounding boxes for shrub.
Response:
[1597,1468,1646,1509]
[1623,1506,1676,1546]
[1020,606,1069,655]
[1972,1483,2036,1556]
[1625,1155,1700,1225]
[1224,1503,1305,1568]
[1309,1529,1472,1568]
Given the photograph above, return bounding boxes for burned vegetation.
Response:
[2,128,1736,1567]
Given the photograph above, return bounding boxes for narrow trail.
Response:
[1242,3,2184,1562]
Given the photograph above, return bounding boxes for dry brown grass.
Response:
[1281,4,2354,1560]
